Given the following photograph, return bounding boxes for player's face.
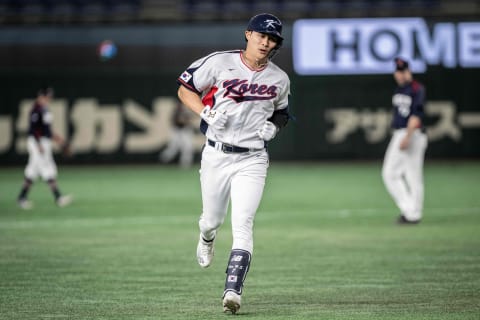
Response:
[394,70,412,86]
[245,31,278,62]
[38,94,52,106]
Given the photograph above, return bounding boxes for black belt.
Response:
[207,139,257,153]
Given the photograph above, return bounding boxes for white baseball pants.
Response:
[25,136,58,181]
[382,129,427,221]
[160,127,194,168]
[198,143,269,253]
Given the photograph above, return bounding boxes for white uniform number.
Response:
[392,93,412,117]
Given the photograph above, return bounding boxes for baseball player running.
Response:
[382,58,427,224]
[17,87,72,210]
[177,13,291,313]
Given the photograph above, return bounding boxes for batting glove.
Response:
[257,121,278,141]
[200,105,227,130]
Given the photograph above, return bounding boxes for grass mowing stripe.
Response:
[0,215,193,230]
[2,205,476,231]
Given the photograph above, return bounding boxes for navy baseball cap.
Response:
[394,57,409,71]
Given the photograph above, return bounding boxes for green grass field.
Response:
[0,162,479,319]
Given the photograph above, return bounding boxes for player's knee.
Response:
[381,166,398,182]
[199,215,224,233]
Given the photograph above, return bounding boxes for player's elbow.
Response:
[177,86,185,101]
[268,108,290,129]
[177,85,195,105]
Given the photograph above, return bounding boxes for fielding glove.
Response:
[200,105,227,130]
[257,121,278,141]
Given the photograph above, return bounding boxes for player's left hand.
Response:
[257,121,278,141]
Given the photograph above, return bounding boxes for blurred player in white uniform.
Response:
[159,103,195,168]
[17,87,72,210]
[382,58,427,224]
[177,13,291,313]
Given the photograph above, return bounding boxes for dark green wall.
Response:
[0,24,479,164]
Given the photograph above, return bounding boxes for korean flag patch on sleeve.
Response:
[180,71,192,83]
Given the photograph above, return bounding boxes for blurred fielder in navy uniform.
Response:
[17,87,73,210]
[382,58,428,224]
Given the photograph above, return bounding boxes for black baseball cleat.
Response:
[396,215,421,225]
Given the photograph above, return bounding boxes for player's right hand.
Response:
[200,105,227,130]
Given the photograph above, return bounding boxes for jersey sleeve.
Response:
[268,75,292,128]
[410,84,425,117]
[275,75,290,111]
[177,53,218,94]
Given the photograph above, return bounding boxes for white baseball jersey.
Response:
[178,50,290,149]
